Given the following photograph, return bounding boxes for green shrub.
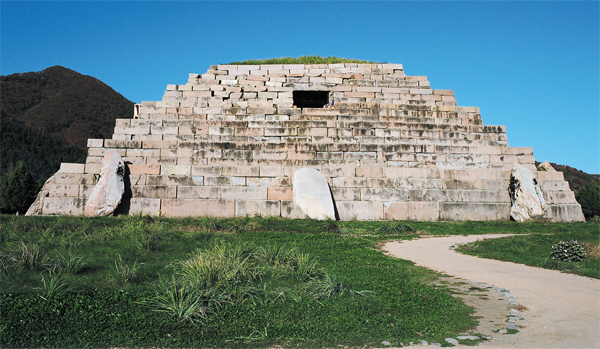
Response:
[0,161,39,214]
[576,181,600,220]
[551,240,587,262]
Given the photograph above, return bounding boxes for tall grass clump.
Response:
[129,219,171,252]
[49,250,85,274]
[377,223,415,234]
[38,270,69,300]
[110,254,141,286]
[145,241,369,325]
[143,277,210,325]
[8,242,48,272]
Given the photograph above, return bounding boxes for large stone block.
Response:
[221,187,268,200]
[384,202,440,221]
[336,201,383,221]
[47,184,80,197]
[131,185,176,199]
[42,197,86,216]
[547,204,585,222]
[59,163,85,174]
[177,186,220,199]
[267,187,293,200]
[116,198,161,216]
[161,199,235,217]
[440,203,511,221]
[235,200,280,217]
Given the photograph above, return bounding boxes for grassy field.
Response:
[0,215,597,348]
[456,230,600,279]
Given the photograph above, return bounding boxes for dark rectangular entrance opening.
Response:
[293,91,329,108]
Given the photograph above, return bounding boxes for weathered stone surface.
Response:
[25,175,58,216]
[537,160,555,172]
[384,202,439,221]
[547,204,585,222]
[42,197,86,215]
[440,202,510,221]
[509,163,547,222]
[26,63,584,222]
[292,167,336,220]
[84,151,125,216]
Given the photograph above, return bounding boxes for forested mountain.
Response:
[1,65,134,182]
[1,65,134,149]
[545,162,600,192]
[1,118,86,182]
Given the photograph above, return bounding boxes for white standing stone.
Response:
[509,163,547,222]
[292,167,336,220]
[84,150,125,216]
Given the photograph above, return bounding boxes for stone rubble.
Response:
[537,160,556,172]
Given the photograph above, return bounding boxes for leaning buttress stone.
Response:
[84,150,125,216]
[508,163,547,222]
[292,167,336,220]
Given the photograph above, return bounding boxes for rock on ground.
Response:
[84,150,125,216]
[292,167,336,220]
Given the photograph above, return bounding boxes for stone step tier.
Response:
[42,161,580,222]
[32,62,585,221]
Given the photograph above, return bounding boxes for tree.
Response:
[0,162,39,214]
[575,181,600,220]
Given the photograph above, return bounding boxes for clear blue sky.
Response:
[2,1,598,174]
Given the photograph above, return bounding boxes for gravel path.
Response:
[383,234,600,348]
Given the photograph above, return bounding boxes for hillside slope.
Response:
[1,65,134,149]
[1,66,133,181]
[545,162,600,192]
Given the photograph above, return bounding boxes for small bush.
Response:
[551,240,587,262]
[377,223,415,234]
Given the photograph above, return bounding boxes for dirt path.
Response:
[383,235,600,348]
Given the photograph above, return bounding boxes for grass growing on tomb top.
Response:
[226,55,375,65]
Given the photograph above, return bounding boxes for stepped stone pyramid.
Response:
[33,63,584,221]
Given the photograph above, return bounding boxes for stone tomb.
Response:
[28,63,584,221]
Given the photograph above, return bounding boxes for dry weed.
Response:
[583,242,600,259]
